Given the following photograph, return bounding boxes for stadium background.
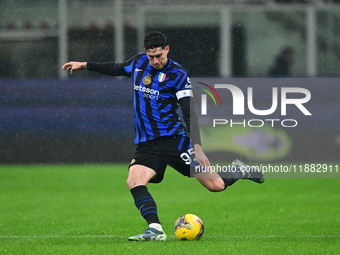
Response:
[0,0,339,164]
[1,3,339,254]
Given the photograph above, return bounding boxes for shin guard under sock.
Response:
[130,185,160,225]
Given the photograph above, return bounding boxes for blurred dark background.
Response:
[0,0,339,163]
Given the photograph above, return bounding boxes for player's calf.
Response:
[195,172,226,192]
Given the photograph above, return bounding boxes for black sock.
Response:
[130,185,160,225]
[218,167,242,190]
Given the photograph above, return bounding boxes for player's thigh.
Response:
[127,164,157,189]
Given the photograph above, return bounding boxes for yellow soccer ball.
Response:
[174,214,204,240]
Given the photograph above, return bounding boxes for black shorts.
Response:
[129,135,196,183]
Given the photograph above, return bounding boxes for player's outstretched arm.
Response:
[62,61,87,74]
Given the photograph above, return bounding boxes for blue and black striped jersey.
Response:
[88,53,197,145]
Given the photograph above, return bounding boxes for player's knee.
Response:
[126,176,141,189]
[127,165,154,189]
[211,184,225,192]
[126,177,135,189]
[126,170,140,189]
[206,179,225,192]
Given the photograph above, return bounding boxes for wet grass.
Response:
[1,164,339,254]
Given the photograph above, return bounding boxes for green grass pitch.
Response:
[1,164,339,254]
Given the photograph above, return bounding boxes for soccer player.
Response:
[62,31,264,241]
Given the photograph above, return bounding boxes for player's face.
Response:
[145,46,170,69]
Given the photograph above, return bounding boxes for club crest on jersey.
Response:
[143,75,152,85]
[158,72,166,82]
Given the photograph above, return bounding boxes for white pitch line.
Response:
[0,236,122,238]
[1,235,339,238]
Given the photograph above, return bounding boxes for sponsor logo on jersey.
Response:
[134,85,160,99]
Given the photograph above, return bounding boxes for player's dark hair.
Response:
[144,31,167,50]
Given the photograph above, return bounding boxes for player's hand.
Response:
[194,144,211,168]
[62,61,87,74]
